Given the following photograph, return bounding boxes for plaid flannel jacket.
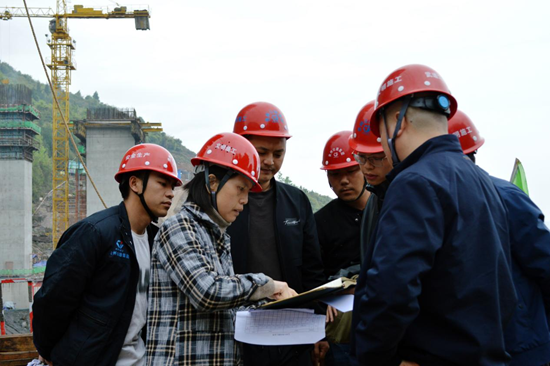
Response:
[146,202,270,366]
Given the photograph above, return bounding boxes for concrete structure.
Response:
[0,85,40,272]
[84,127,136,214]
[73,108,162,216]
[0,161,33,271]
[68,160,87,226]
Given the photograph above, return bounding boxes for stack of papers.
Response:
[235,309,325,346]
[235,278,356,346]
[319,294,354,313]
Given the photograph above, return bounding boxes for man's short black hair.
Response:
[184,164,228,212]
[118,171,148,199]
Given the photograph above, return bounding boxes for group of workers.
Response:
[31,64,550,366]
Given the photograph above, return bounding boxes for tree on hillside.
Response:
[276,172,332,212]
[147,131,195,171]
[32,136,53,203]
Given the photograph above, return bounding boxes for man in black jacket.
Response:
[33,144,182,366]
[314,130,369,366]
[316,130,368,279]
[229,102,327,366]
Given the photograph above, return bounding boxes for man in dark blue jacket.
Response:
[352,65,517,366]
[229,102,327,366]
[32,144,181,366]
[449,110,550,366]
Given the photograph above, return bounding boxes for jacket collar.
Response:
[182,202,213,223]
[183,202,230,252]
[268,177,279,194]
[182,202,228,233]
[367,179,390,201]
[386,134,463,183]
[204,206,231,232]
[117,201,132,233]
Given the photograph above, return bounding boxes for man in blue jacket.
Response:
[229,102,327,366]
[352,65,517,366]
[32,144,182,366]
[449,110,550,366]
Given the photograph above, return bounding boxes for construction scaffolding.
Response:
[0,86,41,162]
[74,107,162,145]
[87,107,136,121]
[0,85,40,273]
[0,84,32,106]
[73,107,162,215]
[2,3,151,248]
[68,160,86,225]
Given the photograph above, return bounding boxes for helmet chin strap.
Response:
[383,95,413,168]
[352,176,368,202]
[133,171,158,223]
[204,164,236,211]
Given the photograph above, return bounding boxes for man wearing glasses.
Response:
[348,101,393,266]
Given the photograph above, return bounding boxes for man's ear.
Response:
[393,111,408,138]
[208,174,219,193]
[129,175,143,194]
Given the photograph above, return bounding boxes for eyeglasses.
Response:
[353,153,386,167]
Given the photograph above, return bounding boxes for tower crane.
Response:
[1,2,150,247]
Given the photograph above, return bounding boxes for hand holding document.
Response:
[326,305,339,323]
[270,280,298,300]
[234,278,355,346]
[261,277,356,310]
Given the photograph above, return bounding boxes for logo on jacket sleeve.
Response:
[110,240,130,259]
[283,218,300,226]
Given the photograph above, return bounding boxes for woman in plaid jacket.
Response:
[146,133,296,366]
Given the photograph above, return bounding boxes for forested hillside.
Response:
[0,62,195,203]
[0,62,331,211]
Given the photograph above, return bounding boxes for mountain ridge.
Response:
[0,61,331,212]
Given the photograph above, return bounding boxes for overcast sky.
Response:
[1,0,549,215]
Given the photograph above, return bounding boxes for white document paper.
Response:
[319,294,354,313]
[235,309,326,346]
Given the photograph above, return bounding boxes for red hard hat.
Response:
[371,64,458,137]
[348,101,384,154]
[233,102,292,139]
[448,110,485,154]
[115,143,183,186]
[320,131,358,171]
[191,132,262,192]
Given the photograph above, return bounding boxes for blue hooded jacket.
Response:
[352,135,517,366]
[491,176,550,366]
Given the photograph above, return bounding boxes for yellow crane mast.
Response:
[2,2,149,247]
